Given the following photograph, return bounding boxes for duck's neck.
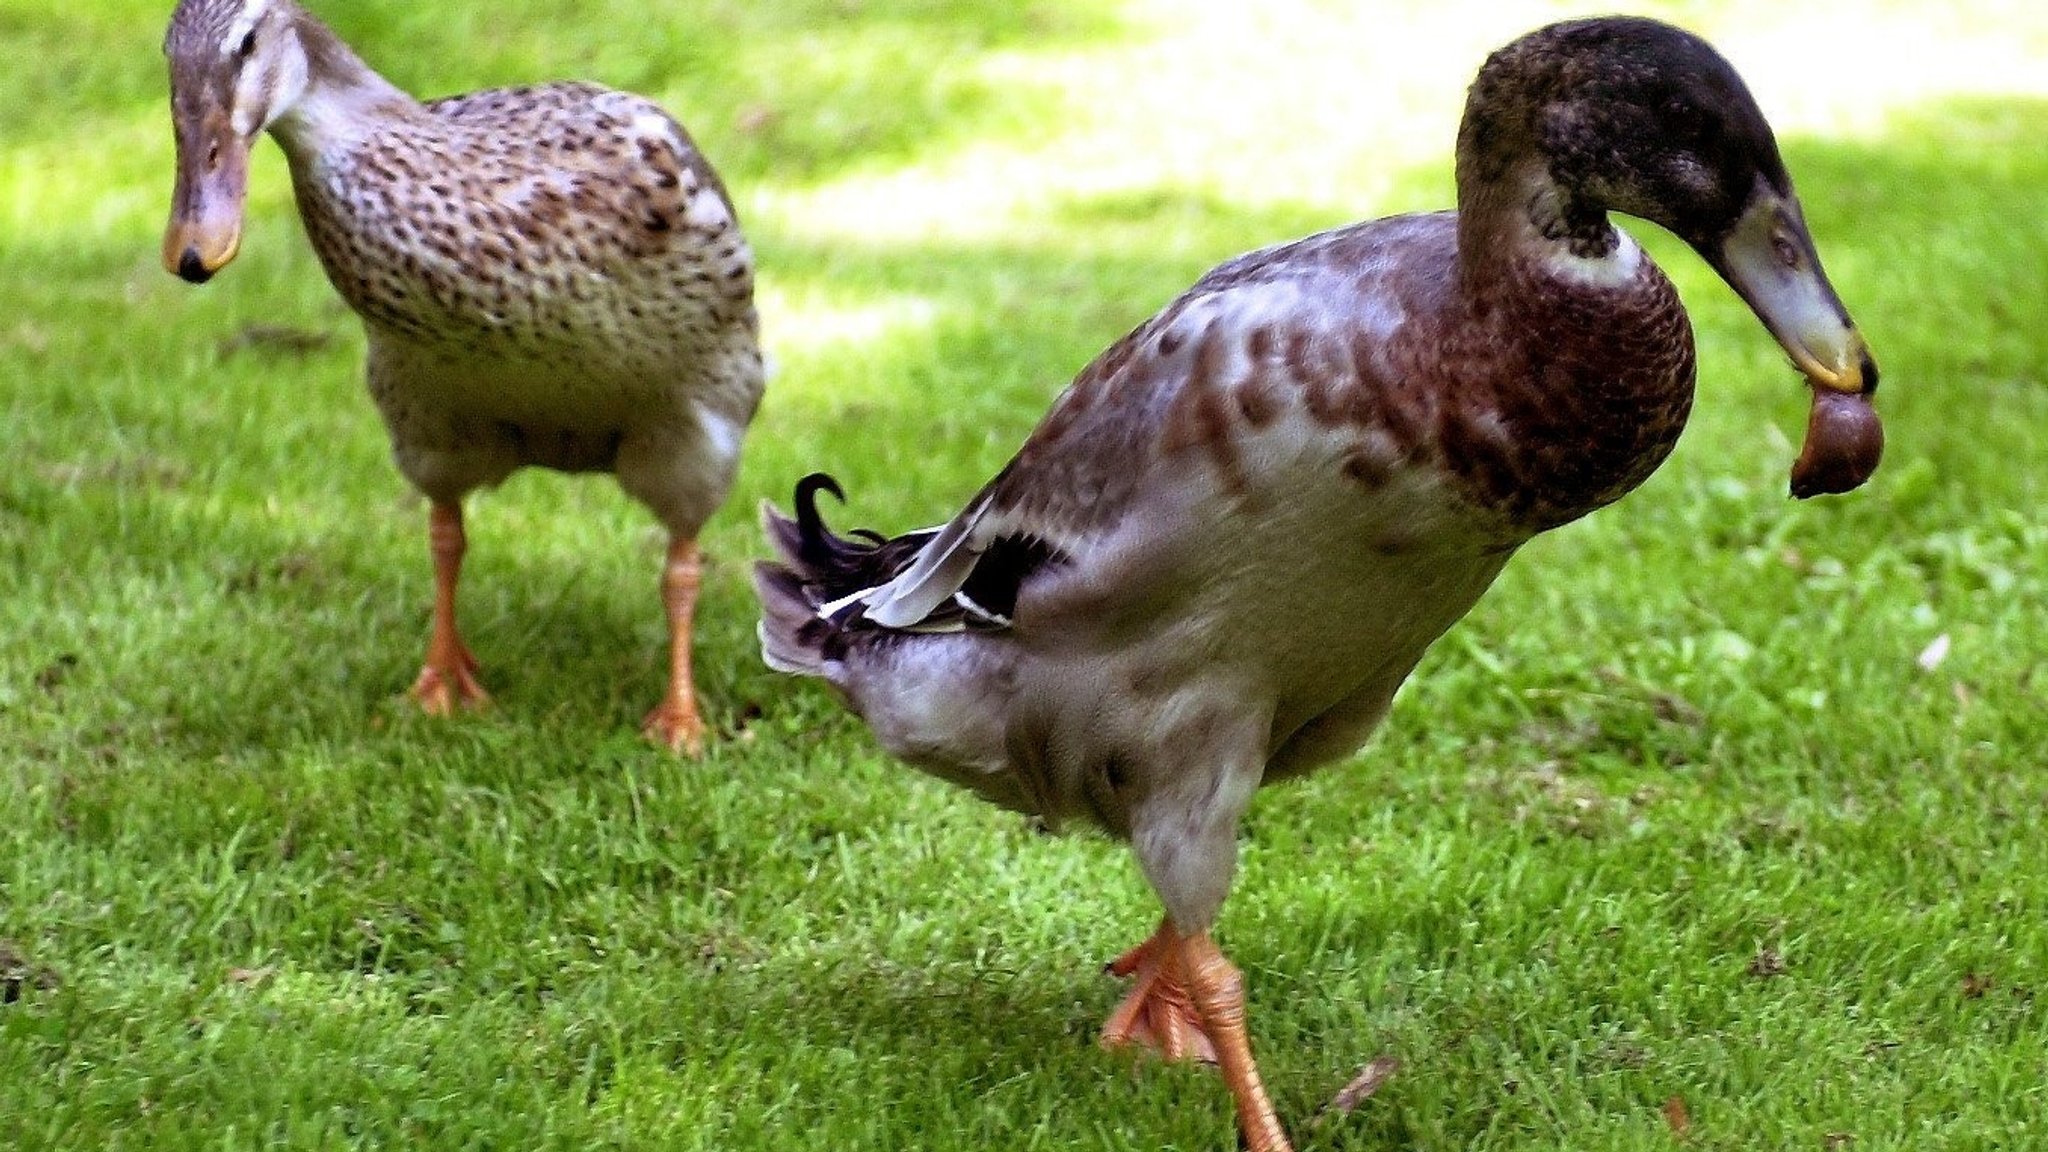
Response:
[267,9,418,160]
[1451,62,1641,294]
[1454,149,1637,297]
[1441,96,1695,533]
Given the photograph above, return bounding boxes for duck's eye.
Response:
[1770,233,1801,271]
[236,30,257,59]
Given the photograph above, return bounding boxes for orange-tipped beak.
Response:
[1712,182,1875,397]
[163,114,250,284]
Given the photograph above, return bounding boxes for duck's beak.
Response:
[163,107,249,285]
[1710,184,1876,397]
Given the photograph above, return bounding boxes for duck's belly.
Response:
[1022,436,1521,789]
[1194,520,1507,767]
[370,332,715,437]
[1254,535,1513,777]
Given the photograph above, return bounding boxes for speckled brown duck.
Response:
[756,17,1880,1150]
[162,0,763,752]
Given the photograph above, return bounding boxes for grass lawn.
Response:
[3,0,2046,1148]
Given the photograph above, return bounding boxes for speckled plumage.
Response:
[291,79,761,519]
[164,0,762,747]
[756,17,1876,1151]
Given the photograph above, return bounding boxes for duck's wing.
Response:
[849,284,1241,630]
[421,83,743,252]
[853,329,1159,629]
[797,217,1457,634]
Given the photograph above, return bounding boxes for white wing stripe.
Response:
[861,501,993,627]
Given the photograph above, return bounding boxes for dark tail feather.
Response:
[792,472,846,571]
[755,473,920,677]
[753,560,832,676]
[760,472,842,581]
[760,473,941,603]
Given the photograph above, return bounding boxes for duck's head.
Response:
[1460,16,1875,398]
[162,0,311,283]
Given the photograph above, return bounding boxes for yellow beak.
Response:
[1714,184,1876,396]
[163,114,249,284]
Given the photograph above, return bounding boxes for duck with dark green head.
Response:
[757,16,1883,1152]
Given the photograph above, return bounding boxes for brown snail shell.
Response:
[1789,386,1883,499]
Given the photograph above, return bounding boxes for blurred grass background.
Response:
[1,1,2045,1148]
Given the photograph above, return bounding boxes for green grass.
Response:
[3,0,2046,1148]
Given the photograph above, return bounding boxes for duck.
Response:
[755,16,1880,1150]
[161,0,764,753]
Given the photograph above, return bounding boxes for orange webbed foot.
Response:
[1100,922,1220,1065]
[411,646,489,715]
[642,698,706,757]
[1102,921,1294,1152]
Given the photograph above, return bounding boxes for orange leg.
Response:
[410,500,489,715]
[641,536,706,755]
[1102,920,1291,1152]
[1180,931,1291,1152]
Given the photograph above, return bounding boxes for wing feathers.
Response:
[756,474,1067,649]
[861,500,993,627]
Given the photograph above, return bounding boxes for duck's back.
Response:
[289,82,758,429]
[974,209,1686,617]
[1036,210,1693,557]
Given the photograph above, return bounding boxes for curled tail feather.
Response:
[754,472,1051,677]
[754,472,930,677]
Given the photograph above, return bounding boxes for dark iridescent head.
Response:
[1458,16,1875,396]
[1461,18,1789,249]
